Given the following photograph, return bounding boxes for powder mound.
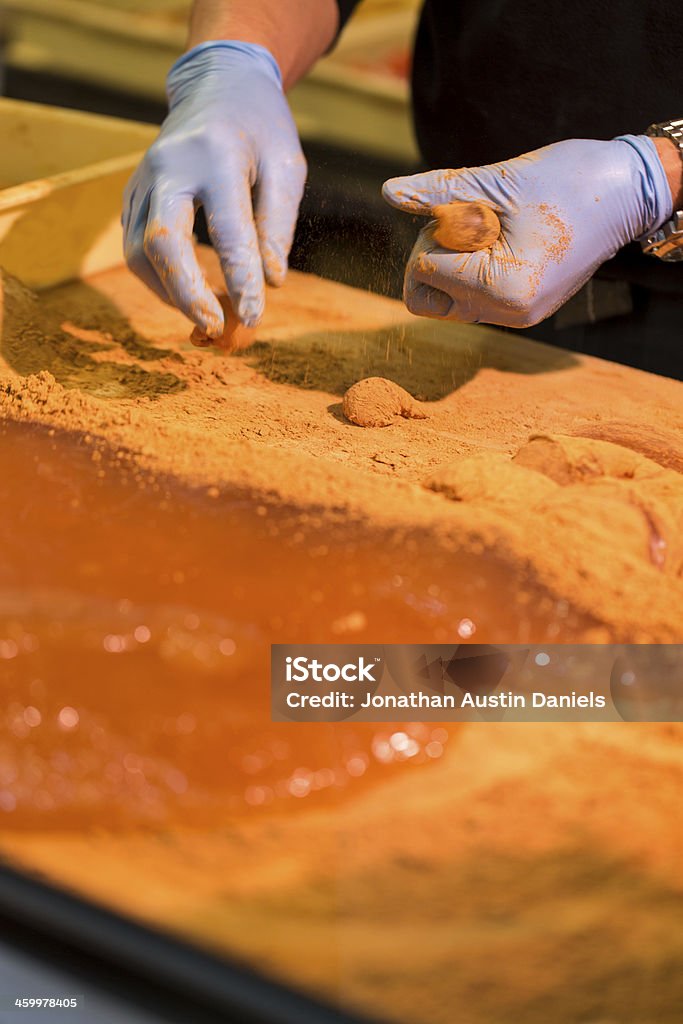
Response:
[513,434,683,574]
[190,295,257,353]
[428,435,683,578]
[17,369,61,406]
[425,452,557,507]
[342,377,427,428]
[3,369,101,423]
[512,433,646,484]
[536,489,673,574]
[570,421,683,476]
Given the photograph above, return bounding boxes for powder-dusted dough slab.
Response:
[1,250,682,640]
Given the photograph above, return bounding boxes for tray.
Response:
[0,97,155,288]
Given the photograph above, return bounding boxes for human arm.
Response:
[185,0,338,89]
[123,0,339,338]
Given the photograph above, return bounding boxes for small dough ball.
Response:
[342,377,427,428]
[190,294,257,352]
[432,201,500,252]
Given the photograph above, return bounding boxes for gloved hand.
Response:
[383,136,673,328]
[123,41,307,337]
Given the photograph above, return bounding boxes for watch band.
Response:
[642,118,683,262]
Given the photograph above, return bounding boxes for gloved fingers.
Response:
[126,248,176,307]
[254,153,307,287]
[122,168,146,237]
[201,179,266,326]
[408,237,552,327]
[403,278,455,319]
[122,174,136,235]
[383,170,483,215]
[123,184,177,307]
[144,186,225,337]
[403,230,482,322]
[410,247,482,297]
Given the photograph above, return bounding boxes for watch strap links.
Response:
[647,117,683,152]
[642,118,683,261]
[642,210,683,261]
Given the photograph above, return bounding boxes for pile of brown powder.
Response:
[1,252,682,641]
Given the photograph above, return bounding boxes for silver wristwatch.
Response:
[641,118,683,261]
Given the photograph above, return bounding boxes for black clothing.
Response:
[335,1,680,168]
[335,1,682,377]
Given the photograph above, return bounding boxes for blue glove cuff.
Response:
[167,40,283,105]
[614,133,674,235]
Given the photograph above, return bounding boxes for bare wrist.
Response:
[186,0,338,89]
[653,137,683,210]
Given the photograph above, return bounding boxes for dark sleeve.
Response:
[334,0,363,33]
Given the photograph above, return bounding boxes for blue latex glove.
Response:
[123,41,307,337]
[383,136,673,328]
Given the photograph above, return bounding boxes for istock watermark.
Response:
[271,644,683,723]
[285,655,380,684]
